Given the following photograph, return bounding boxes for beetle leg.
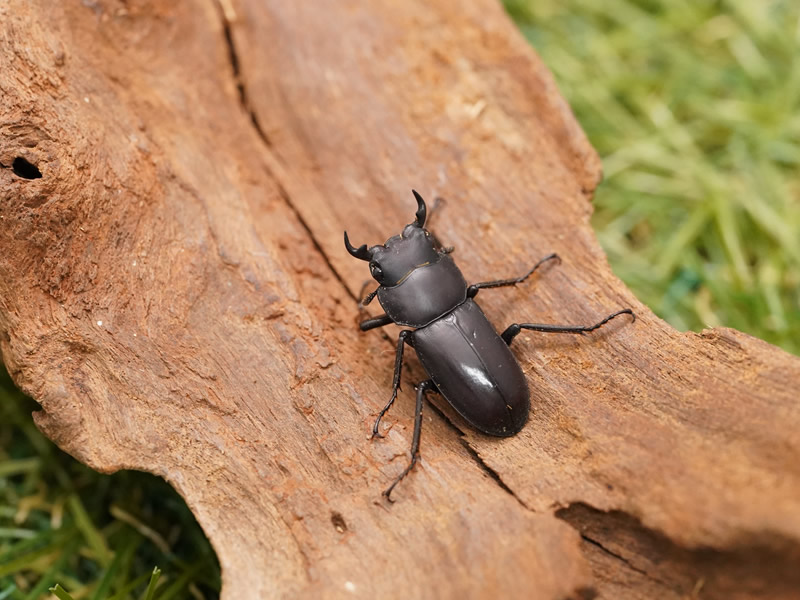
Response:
[383,378,436,502]
[424,196,455,254]
[356,280,389,330]
[356,280,385,330]
[371,330,414,438]
[360,287,379,306]
[467,253,560,298]
[360,314,394,332]
[356,279,380,308]
[501,309,635,345]
[427,196,445,226]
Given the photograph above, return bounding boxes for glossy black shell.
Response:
[377,255,530,437]
[414,300,530,436]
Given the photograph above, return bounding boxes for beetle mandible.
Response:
[345,190,634,500]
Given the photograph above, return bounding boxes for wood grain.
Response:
[1,1,798,598]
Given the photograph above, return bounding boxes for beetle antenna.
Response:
[412,189,427,228]
[344,231,372,261]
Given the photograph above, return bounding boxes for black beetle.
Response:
[345,190,634,500]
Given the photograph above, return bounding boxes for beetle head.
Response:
[344,190,441,287]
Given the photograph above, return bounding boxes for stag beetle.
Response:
[345,191,634,500]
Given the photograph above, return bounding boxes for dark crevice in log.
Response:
[219,5,245,106]
[276,184,357,303]
[578,532,655,580]
[213,2,352,306]
[215,1,275,150]
[556,502,800,599]
[247,110,274,150]
[458,438,531,511]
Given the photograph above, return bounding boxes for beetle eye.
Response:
[370,263,383,281]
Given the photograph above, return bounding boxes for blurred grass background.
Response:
[2,0,799,597]
[0,369,220,600]
[506,0,800,355]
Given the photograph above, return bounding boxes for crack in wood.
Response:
[215,0,275,151]
[578,532,655,580]
[458,438,531,511]
[213,0,352,306]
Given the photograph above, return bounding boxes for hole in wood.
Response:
[331,511,348,533]
[12,157,42,179]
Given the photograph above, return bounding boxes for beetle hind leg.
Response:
[383,378,437,502]
[501,309,635,345]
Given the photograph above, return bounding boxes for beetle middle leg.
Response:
[467,253,560,298]
[371,330,414,438]
[383,378,436,502]
[501,308,635,345]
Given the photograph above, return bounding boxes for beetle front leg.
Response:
[356,280,392,331]
[371,330,414,438]
[355,277,390,331]
[501,309,635,345]
[359,285,379,307]
[360,314,393,331]
[467,253,560,298]
[383,378,436,502]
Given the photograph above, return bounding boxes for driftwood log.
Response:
[2,1,800,599]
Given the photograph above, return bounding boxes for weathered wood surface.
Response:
[2,1,799,598]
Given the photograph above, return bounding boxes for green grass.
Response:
[2,2,800,597]
[506,0,800,355]
[0,368,220,599]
